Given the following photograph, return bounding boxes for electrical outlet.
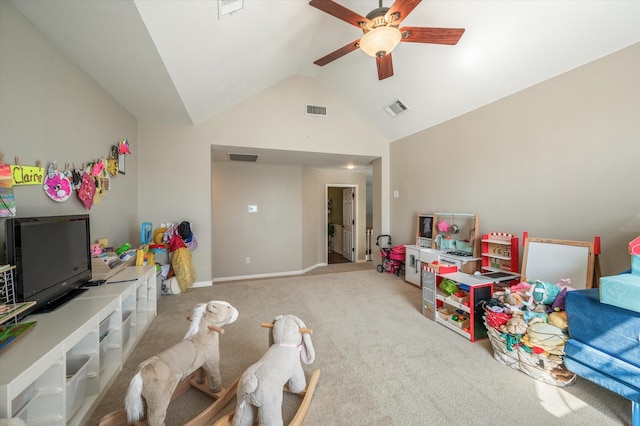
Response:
[245,257,250,264]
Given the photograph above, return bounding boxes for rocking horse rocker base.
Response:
[98,370,240,426]
[212,368,320,426]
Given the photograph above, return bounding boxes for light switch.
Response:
[393,190,400,198]
[248,205,258,213]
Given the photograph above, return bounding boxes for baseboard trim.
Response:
[213,263,328,283]
[192,279,213,288]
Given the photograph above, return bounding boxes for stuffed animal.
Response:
[530,280,562,305]
[500,316,528,335]
[125,301,238,426]
[548,311,568,330]
[234,315,315,426]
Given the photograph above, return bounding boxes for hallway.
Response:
[328,251,350,264]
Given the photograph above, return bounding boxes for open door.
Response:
[342,187,355,261]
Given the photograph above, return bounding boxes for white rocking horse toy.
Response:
[213,314,320,426]
[98,300,239,426]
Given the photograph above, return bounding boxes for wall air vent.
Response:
[306,104,328,117]
[384,99,409,117]
[218,0,243,18]
[228,153,259,162]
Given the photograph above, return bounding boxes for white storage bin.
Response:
[66,354,91,421]
[11,381,35,415]
[122,310,133,346]
[99,314,111,340]
[99,329,110,373]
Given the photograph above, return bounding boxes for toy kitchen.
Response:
[405,212,521,287]
[405,213,481,286]
[431,212,481,274]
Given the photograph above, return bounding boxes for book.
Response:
[0,321,37,351]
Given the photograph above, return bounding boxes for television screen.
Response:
[418,215,433,239]
[5,215,92,317]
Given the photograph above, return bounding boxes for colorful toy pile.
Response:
[483,279,577,386]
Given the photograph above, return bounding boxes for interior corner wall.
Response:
[372,158,383,266]
[389,43,640,276]
[138,122,212,284]
[301,167,318,269]
[0,1,140,249]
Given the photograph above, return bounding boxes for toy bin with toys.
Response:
[483,279,576,387]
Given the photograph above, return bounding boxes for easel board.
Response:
[521,238,594,289]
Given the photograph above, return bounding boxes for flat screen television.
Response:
[5,214,92,319]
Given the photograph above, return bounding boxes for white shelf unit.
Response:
[0,266,156,425]
[480,233,519,274]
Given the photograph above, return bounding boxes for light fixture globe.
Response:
[359,26,401,58]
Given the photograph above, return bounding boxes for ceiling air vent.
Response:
[218,0,243,18]
[306,104,328,117]
[228,153,258,162]
[384,99,409,117]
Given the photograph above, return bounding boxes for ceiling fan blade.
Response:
[309,0,368,28]
[399,27,465,45]
[314,40,361,66]
[386,0,422,24]
[376,54,394,80]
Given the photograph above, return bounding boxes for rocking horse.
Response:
[213,315,320,426]
[98,300,239,426]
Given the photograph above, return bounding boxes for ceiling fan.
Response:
[309,0,465,80]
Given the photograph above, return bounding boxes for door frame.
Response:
[326,184,357,264]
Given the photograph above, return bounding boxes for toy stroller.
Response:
[375,235,405,276]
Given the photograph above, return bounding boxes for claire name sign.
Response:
[11,165,45,185]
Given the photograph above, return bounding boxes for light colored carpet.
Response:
[87,269,630,425]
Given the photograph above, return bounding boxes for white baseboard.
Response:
[213,263,327,283]
[192,279,213,288]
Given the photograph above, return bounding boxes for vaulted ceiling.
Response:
[11,0,640,145]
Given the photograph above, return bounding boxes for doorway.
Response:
[327,185,356,264]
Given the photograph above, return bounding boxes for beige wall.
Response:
[212,161,302,278]
[138,76,386,282]
[210,161,368,280]
[0,1,140,249]
[390,43,640,276]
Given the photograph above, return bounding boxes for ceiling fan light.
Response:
[360,26,401,58]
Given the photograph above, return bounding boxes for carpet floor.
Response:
[87,269,631,425]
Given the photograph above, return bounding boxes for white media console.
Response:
[0,266,157,425]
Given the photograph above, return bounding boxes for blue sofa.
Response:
[564,288,639,426]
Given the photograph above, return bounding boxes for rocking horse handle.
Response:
[260,322,313,334]
[185,316,225,334]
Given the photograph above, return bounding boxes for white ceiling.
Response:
[10,0,640,167]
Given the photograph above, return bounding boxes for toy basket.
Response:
[484,318,576,387]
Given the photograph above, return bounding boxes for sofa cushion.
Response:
[566,288,640,368]
[565,339,640,399]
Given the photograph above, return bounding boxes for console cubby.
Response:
[0,266,156,425]
[423,268,493,342]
